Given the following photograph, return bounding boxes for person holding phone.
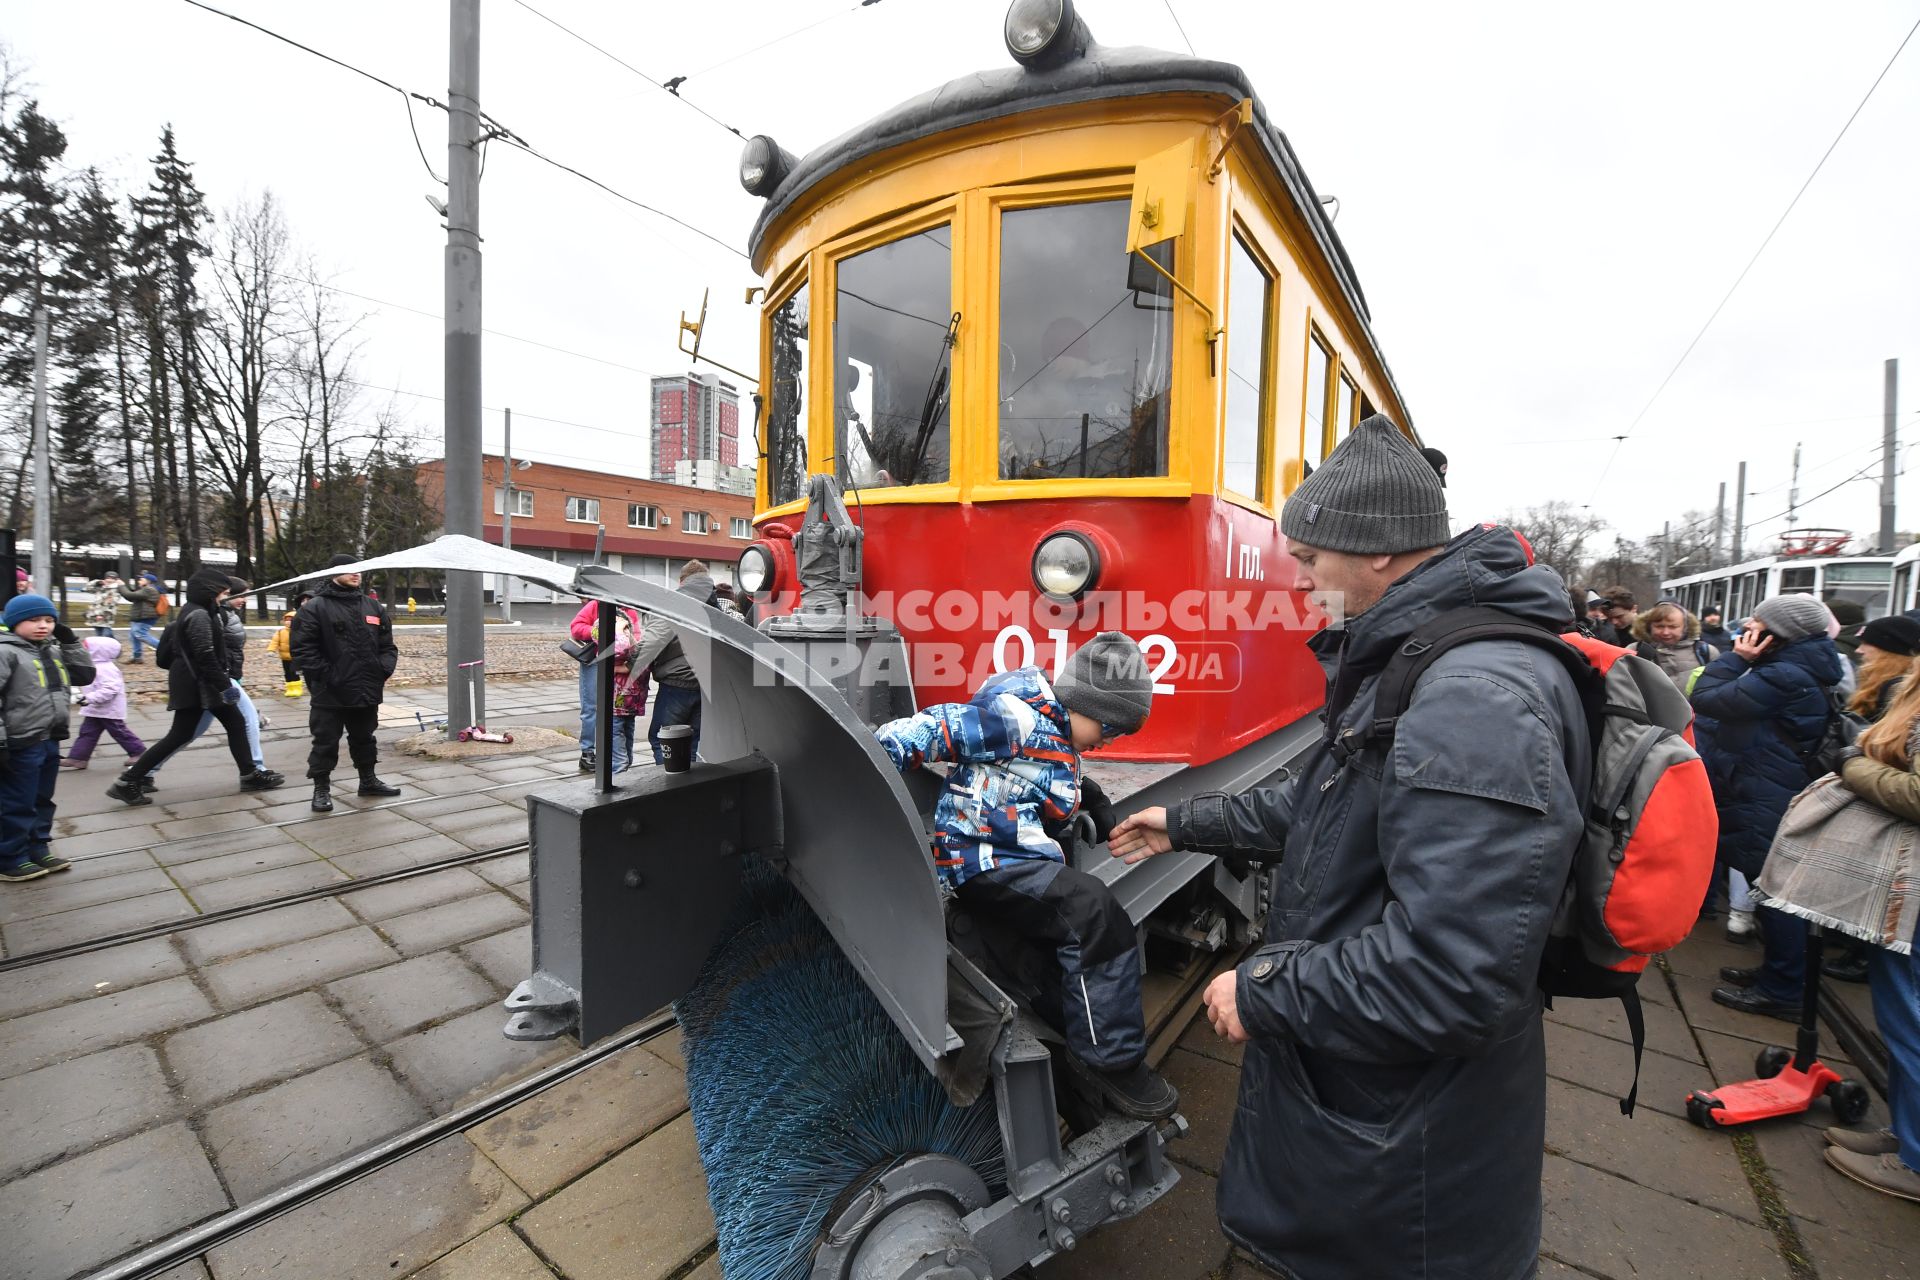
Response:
[1689,595,1845,1020]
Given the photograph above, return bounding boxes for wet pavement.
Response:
[1,682,1914,1279]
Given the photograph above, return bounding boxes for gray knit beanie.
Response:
[1053,632,1153,735]
[1281,414,1450,554]
[1751,594,1833,644]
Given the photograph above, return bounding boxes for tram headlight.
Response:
[1032,530,1100,600]
[1003,0,1092,69]
[737,543,775,595]
[739,135,796,198]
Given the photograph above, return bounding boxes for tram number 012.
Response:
[992,626,1178,695]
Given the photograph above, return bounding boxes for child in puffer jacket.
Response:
[62,636,147,770]
[0,595,96,881]
[872,632,1178,1121]
[267,610,301,696]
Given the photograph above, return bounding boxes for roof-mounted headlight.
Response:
[739,135,796,198]
[1032,530,1100,600]
[1004,0,1094,70]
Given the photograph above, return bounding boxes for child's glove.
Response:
[52,623,77,644]
[1077,776,1119,844]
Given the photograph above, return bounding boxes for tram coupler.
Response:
[504,755,783,1045]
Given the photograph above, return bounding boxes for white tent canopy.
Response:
[261,535,584,601]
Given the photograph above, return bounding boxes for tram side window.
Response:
[833,225,954,488]
[1336,373,1357,442]
[767,283,811,507]
[1305,332,1332,466]
[1222,233,1272,501]
[1780,567,1816,593]
[998,200,1171,480]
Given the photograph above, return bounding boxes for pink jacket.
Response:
[570,601,648,715]
[79,635,129,721]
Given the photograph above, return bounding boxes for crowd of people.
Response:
[1572,580,1920,1202]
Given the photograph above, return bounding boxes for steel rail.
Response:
[0,841,531,974]
[79,1011,679,1280]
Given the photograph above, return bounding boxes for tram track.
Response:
[0,840,532,974]
[78,1010,679,1280]
[73,930,1241,1280]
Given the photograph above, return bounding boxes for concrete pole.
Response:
[1732,461,1747,562]
[1883,358,1900,552]
[500,408,513,623]
[29,308,52,594]
[444,0,485,737]
[1658,520,1670,582]
[1713,482,1726,568]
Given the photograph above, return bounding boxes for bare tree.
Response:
[272,259,367,576]
[1502,500,1608,586]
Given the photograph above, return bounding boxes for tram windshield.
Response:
[766,282,811,506]
[997,199,1172,480]
[1823,561,1892,621]
[833,225,954,488]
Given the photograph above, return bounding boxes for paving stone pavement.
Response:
[4,706,1916,1280]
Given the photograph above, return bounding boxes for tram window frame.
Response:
[1221,226,1276,508]
[1780,567,1816,593]
[762,275,812,511]
[1336,373,1357,444]
[1304,328,1334,467]
[992,193,1175,484]
[827,214,959,491]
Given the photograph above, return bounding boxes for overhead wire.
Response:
[505,0,744,138]
[1161,0,1196,56]
[489,137,751,261]
[683,0,884,83]
[1583,13,1920,504]
[177,0,444,183]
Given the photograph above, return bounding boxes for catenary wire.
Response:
[683,0,884,83]
[177,0,445,184]
[489,137,751,260]
[1161,0,1196,56]
[506,0,743,138]
[1584,13,1920,503]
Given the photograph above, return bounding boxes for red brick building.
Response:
[418,455,756,600]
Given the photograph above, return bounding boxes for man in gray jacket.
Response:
[627,560,719,766]
[1110,417,1592,1280]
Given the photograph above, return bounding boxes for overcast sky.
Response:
[6,0,1918,559]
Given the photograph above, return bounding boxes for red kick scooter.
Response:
[1687,927,1873,1129]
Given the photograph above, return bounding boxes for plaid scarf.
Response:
[1757,771,1918,954]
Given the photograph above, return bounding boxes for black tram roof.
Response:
[747,42,1414,433]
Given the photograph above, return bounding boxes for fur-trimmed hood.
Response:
[1632,606,1701,645]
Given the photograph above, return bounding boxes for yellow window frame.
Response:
[1219,217,1279,515]
[1301,322,1336,470]
[757,265,814,521]
[971,175,1195,505]
[814,197,967,509]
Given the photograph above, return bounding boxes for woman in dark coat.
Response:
[104,567,282,806]
[1691,594,1843,1019]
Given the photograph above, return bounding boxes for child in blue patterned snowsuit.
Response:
[875,631,1178,1119]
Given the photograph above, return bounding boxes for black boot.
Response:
[1719,965,1760,987]
[357,774,401,797]
[1091,1061,1181,1121]
[106,774,153,807]
[240,769,285,792]
[311,780,333,813]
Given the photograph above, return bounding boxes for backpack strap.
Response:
[1329,606,1603,765]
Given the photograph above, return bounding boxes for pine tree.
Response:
[130,125,212,572]
[0,99,76,534]
[56,169,134,545]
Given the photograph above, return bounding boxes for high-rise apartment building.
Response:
[651,370,753,496]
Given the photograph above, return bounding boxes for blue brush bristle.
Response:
[678,861,1004,1280]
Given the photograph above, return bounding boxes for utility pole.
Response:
[1883,358,1900,552]
[444,0,485,738]
[1732,460,1747,562]
[500,408,513,623]
[1658,520,1670,582]
[1787,443,1802,530]
[1713,482,1726,568]
[29,308,52,594]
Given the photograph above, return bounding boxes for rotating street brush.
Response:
[677,860,1004,1280]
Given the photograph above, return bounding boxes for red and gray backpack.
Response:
[1354,605,1719,1115]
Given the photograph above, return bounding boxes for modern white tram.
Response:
[1663,553,1894,624]
[1889,541,1920,615]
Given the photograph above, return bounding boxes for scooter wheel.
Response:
[1686,1094,1722,1128]
[458,728,473,742]
[1754,1045,1793,1079]
[502,733,514,744]
[1827,1079,1872,1125]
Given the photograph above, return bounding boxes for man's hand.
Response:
[1203,970,1247,1042]
[221,686,242,706]
[1107,806,1173,864]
